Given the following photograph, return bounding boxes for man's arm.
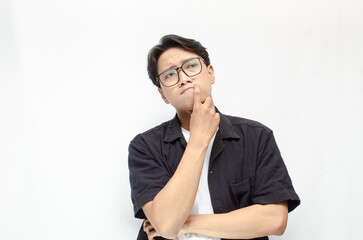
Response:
[180,201,288,239]
[144,201,288,239]
[142,86,220,239]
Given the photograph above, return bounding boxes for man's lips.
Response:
[180,87,194,95]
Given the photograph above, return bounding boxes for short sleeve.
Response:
[251,131,300,212]
[128,135,171,219]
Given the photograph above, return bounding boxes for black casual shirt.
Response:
[128,110,300,240]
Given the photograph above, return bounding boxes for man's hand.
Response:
[143,218,161,240]
[189,85,220,146]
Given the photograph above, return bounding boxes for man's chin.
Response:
[175,104,193,113]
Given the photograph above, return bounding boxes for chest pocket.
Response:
[231,177,251,208]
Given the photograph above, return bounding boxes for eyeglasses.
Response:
[157,57,204,87]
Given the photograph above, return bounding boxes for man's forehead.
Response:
[157,47,199,71]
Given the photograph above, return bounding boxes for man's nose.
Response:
[178,68,192,86]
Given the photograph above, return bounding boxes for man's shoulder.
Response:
[129,118,173,145]
[223,113,272,133]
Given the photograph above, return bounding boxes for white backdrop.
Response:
[1,0,362,239]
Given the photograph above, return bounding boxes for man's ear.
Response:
[208,65,215,84]
[158,88,169,104]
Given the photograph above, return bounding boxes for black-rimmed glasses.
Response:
[157,57,204,87]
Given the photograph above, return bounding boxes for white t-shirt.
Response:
[175,128,221,240]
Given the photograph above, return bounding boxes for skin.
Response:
[142,47,288,240]
[157,47,216,131]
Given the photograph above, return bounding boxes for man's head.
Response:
[147,35,215,112]
[147,35,211,88]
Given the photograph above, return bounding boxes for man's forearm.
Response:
[142,140,208,238]
[180,201,288,239]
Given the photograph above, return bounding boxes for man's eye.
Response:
[185,61,199,69]
[165,72,175,78]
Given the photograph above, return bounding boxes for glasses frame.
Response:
[157,57,205,87]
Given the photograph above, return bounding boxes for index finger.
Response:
[193,85,201,106]
[143,219,147,230]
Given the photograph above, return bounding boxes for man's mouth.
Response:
[181,87,194,95]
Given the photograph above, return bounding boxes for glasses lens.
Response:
[182,58,202,77]
[159,58,203,87]
[160,69,178,87]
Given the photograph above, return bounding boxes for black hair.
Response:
[147,34,210,88]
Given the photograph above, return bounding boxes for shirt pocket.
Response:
[231,177,251,208]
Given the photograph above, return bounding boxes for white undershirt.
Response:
[175,128,221,240]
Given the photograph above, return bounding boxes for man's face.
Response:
[157,47,215,112]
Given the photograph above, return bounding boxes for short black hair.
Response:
[147,34,211,88]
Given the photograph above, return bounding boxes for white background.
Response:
[1,0,362,239]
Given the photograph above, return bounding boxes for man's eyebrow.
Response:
[161,57,198,72]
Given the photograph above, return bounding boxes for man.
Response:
[128,34,300,240]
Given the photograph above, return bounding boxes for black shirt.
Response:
[128,110,300,240]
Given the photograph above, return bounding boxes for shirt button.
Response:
[209,170,213,174]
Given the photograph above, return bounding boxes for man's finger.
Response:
[143,219,151,232]
[148,230,159,240]
[145,224,154,232]
[193,85,201,106]
[203,95,212,106]
[204,95,215,110]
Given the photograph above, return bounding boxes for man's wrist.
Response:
[188,136,210,150]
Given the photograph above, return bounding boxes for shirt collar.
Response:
[163,107,240,143]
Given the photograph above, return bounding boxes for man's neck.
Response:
[176,110,191,131]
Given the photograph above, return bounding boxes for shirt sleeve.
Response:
[251,131,300,212]
[128,135,171,219]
